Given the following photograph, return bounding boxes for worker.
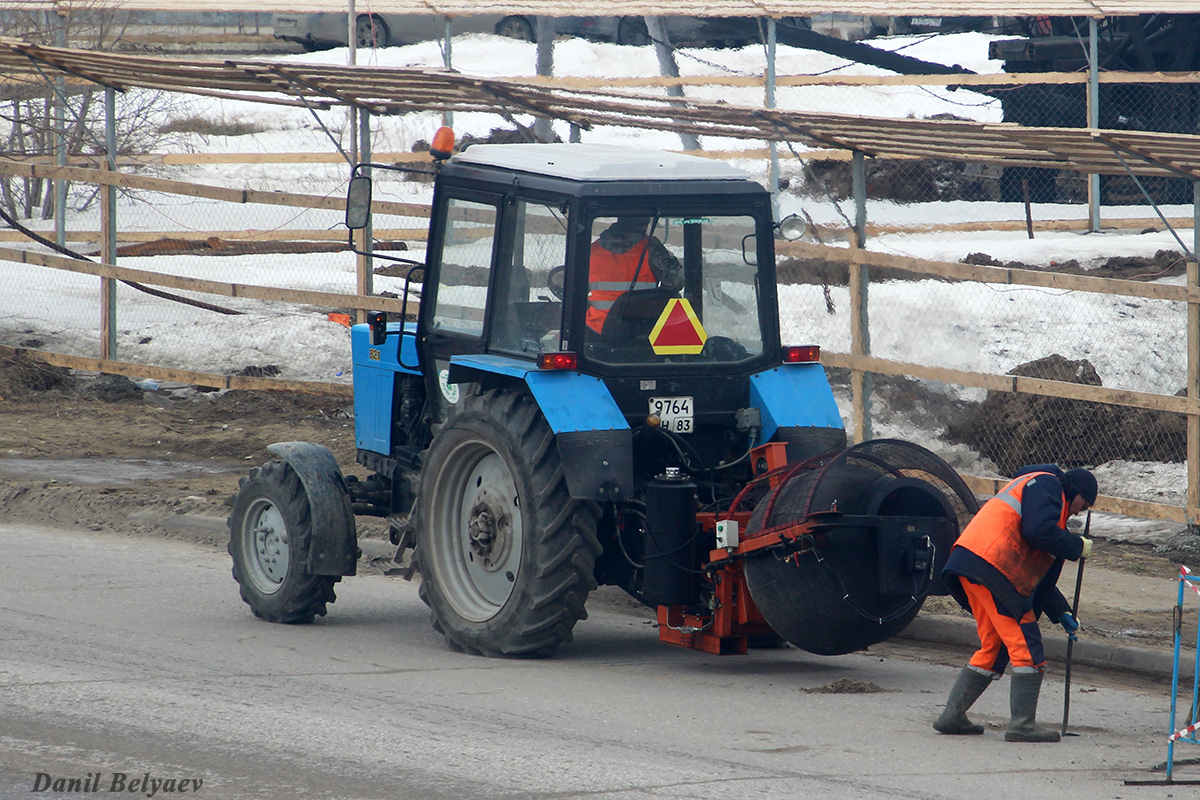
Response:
[933,464,1097,743]
[585,216,683,335]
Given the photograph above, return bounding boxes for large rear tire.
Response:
[228,460,338,624]
[415,389,601,656]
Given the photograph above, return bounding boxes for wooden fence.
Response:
[780,239,1200,524]
[1,158,1195,525]
[3,66,1199,525]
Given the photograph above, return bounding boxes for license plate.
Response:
[649,396,693,433]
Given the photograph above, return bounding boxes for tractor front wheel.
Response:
[228,460,338,624]
[415,390,600,656]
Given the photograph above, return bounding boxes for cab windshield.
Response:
[581,214,764,366]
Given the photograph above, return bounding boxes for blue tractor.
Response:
[227,135,978,657]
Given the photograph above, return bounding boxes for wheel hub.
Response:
[467,489,512,570]
[248,502,289,588]
[428,442,525,620]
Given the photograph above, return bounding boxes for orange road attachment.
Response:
[648,298,707,355]
[327,313,352,327]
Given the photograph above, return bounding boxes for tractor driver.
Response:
[585,216,683,336]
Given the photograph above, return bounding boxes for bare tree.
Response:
[0,3,186,221]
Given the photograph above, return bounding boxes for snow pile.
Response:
[0,31,1191,543]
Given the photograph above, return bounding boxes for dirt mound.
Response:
[807,678,885,694]
[0,352,76,400]
[803,157,998,203]
[963,248,1188,282]
[947,353,1185,475]
[0,366,364,541]
[777,249,1190,290]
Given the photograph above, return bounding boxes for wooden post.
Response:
[1188,257,1198,522]
[850,150,872,443]
[645,17,699,152]
[1189,181,1200,523]
[533,16,556,142]
[442,16,454,128]
[1087,17,1101,232]
[765,17,780,223]
[100,161,115,360]
[356,109,373,324]
[100,87,117,360]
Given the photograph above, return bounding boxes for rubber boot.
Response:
[933,666,992,735]
[1004,671,1061,743]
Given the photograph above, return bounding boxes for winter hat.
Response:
[1064,468,1098,506]
[612,216,650,232]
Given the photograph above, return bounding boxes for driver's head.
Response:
[611,216,650,234]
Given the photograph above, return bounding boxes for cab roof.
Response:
[450,143,749,182]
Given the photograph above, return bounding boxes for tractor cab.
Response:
[417,143,780,416]
[393,142,848,494]
[345,138,846,508]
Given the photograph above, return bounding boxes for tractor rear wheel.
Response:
[228,460,338,624]
[415,389,601,656]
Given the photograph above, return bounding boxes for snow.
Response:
[0,31,1192,544]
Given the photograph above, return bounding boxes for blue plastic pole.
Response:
[1169,572,1184,780]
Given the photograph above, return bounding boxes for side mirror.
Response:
[346,175,372,231]
[776,214,808,241]
[741,233,758,267]
[367,310,387,345]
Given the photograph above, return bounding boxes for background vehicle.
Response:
[987,14,1200,202]
[272,12,800,50]
[561,15,787,47]
[272,12,536,50]
[227,137,979,658]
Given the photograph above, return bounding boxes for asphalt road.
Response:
[0,523,1185,799]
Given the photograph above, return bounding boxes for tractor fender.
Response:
[266,442,358,576]
[749,363,844,444]
[448,354,633,502]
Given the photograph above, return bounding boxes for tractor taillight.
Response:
[430,126,455,161]
[367,310,388,345]
[538,352,578,371]
[783,345,820,364]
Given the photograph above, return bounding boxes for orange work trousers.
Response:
[961,578,1045,675]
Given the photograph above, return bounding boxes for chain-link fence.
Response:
[2,24,1197,528]
[775,242,1194,527]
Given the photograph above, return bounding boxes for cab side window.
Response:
[489,200,567,356]
[431,198,496,337]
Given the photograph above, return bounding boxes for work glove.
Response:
[1060,612,1081,641]
[1079,536,1093,559]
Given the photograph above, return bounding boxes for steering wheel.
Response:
[547,265,566,301]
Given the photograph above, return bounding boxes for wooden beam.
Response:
[0,345,353,397]
[958,474,1188,523]
[0,159,429,217]
[0,246,418,317]
[782,240,1199,305]
[820,351,1195,415]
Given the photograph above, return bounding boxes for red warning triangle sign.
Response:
[649,298,707,355]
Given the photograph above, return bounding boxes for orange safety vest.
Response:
[954,471,1068,597]
[586,238,657,333]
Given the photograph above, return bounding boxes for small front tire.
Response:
[228,460,338,624]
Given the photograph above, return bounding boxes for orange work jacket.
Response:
[953,471,1068,597]
[586,238,656,333]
